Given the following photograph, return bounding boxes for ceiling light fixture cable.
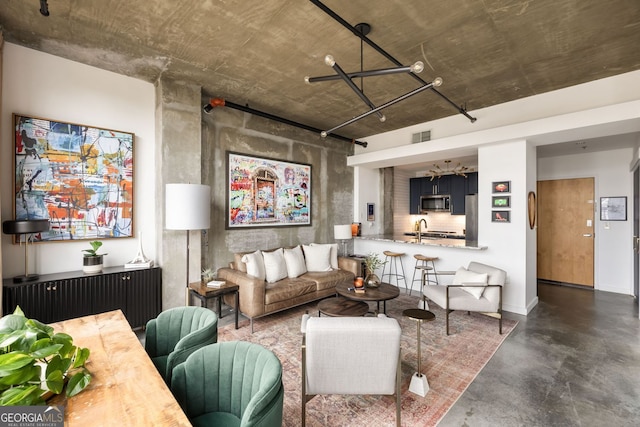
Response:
[203,98,368,148]
[309,0,476,124]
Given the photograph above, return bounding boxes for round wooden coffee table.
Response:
[335,281,400,314]
[317,297,369,317]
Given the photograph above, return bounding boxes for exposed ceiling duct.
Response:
[203,98,368,147]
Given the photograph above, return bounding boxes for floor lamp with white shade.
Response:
[165,183,211,305]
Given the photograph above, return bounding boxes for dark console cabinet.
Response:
[2,267,161,329]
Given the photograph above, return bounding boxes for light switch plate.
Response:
[586,219,592,227]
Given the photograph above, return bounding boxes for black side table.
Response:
[189,281,240,329]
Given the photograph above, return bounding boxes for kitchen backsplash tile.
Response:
[408,212,466,234]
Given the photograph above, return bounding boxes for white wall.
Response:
[357,70,640,154]
[350,69,640,315]
[538,147,634,295]
[476,140,536,314]
[1,43,156,277]
[353,166,382,235]
[355,140,536,315]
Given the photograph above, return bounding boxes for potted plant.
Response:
[0,306,91,405]
[82,241,106,274]
[363,252,386,288]
[201,268,216,283]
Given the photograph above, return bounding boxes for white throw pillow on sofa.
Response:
[302,244,332,272]
[452,267,488,299]
[283,246,307,278]
[310,243,338,269]
[263,248,289,283]
[241,250,266,281]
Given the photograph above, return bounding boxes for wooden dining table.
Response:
[48,310,191,426]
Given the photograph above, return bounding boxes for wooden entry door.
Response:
[537,178,595,287]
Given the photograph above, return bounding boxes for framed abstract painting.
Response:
[227,151,311,228]
[600,196,626,221]
[12,114,134,241]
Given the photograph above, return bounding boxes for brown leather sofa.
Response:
[217,248,359,331]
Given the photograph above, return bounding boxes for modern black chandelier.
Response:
[307,0,476,138]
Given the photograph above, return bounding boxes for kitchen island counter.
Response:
[353,235,490,291]
[356,234,487,250]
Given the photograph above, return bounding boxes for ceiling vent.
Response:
[411,130,431,144]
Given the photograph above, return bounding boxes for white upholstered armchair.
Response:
[422,261,506,335]
[300,313,402,427]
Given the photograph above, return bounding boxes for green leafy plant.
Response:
[201,268,216,282]
[364,252,386,274]
[0,307,91,406]
[82,241,106,257]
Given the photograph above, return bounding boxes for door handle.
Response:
[583,234,593,237]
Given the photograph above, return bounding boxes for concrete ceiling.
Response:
[1,0,640,142]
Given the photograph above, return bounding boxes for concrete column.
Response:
[382,167,394,235]
[155,78,203,309]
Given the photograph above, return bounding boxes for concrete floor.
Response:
[440,282,640,426]
[171,282,640,426]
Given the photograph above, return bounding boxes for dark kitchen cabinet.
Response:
[410,172,477,214]
[466,172,478,194]
[2,266,161,329]
[444,172,479,215]
[422,175,450,195]
[410,176,450,213]
[410,177,422,214]
[450,175,466,215]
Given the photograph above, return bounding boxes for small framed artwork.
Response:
[492,196,510,208]
[600,196,627,221]
[367,203,375,221]
[492,210,510,223]
[492,181,510,193]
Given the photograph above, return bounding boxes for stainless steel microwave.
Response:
[420,195,451,213]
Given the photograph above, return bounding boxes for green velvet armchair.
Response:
[144,306,218,384]
[170,341,284,427]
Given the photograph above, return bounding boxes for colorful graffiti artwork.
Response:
[227,152,311,228]
[13,114,134,241]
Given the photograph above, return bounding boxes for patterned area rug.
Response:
[218,293,517,427]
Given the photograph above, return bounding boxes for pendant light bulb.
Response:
[410,61,424,74]
[324,55,335,67]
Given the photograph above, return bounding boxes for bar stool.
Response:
[410,255,439,295]
[381,251,407,292]
[410,254,434,295]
